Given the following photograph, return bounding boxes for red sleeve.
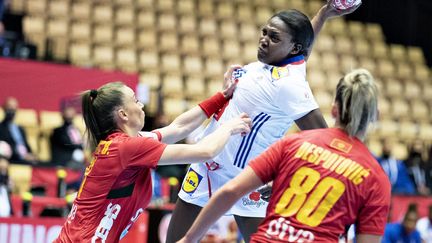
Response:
[356,171,391,235]
[249,139,286,184]
[119,136,167,169]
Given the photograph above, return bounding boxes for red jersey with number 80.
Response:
[55,132,166,243]
[249,128,391,242]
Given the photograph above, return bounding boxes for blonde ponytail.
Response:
[335,69,378,140]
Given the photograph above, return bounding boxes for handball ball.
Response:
[332,0,362,10]
[0,141,12,159]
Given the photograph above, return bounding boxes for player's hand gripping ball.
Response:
[332,0,362,10]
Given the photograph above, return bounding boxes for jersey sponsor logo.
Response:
[241,191,266,208]
[182,168,203,194]
[234,112,271,168]
[92,203,121,243]
[330,138,352,153]
[119,208,144,240]
[294,141,370,185]
[266,217,314,242]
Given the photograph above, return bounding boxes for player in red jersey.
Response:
[178,69,391,243]
[54,79,251,243]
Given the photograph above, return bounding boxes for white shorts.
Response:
[178,162,268,218]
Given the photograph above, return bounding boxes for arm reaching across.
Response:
[158,113,252,165]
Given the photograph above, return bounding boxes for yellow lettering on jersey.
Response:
[322,153,339,169]
[334,159,353,174]
[292,141,370,185]
[97,140,112,155]
[342,160,361,177]
[307,146,324,164]
[315,149,331,165]
[77,156,97,198]
[294,141,311,159]
[348,167,364,181]
[302,144,316,161]
[352,169,370,185]
[329,156,346,171]
[77,140,113,198]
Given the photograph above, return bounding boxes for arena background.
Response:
[0,0,431,242]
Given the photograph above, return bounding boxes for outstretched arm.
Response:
[156,106,212,144]
[158,113,251,165]
[306,0,361,60]
[177,167,263,243]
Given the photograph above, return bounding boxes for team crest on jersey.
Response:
[271,66,289,80]
[182,168,203,194]
[330,138,352,153]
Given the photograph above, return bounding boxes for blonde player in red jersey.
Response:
[54,80,251,243]
[178,69,391,243]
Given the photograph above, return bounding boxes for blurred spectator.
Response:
[416,204,432,243]
[50,106,84,168]
[405,141,430,195]
[378,138,416,195]
[0,140,13,217]
[0,97,37,164]
[383,203,422,243]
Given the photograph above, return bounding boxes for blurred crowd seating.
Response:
[4,0,432,161]
[0,108,85,162]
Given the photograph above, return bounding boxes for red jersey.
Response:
[55,132,167,243]
[249,128,391,242]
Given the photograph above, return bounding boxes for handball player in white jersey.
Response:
[166,1,360,242]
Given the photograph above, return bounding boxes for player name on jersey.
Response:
[294,141,370,185]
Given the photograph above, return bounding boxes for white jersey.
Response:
[179,55,319,217]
